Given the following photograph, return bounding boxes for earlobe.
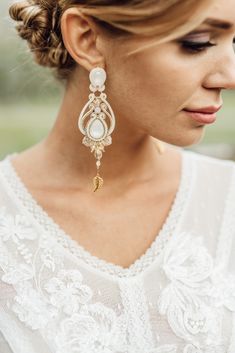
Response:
[60,7,105,71]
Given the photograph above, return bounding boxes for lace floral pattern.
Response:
[118,276,156,352]
[11,282,57,330]
[0,150,194,278]
[0,207,128,352]
[209,267,235,311]
[158,230,235,350]
[55,303,127,353]
[44,269,93,315]
[0,154,235,353]
[0,205,234,352]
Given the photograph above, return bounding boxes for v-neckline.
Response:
[0,148,195,279]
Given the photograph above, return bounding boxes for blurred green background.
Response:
[0,1,235,160]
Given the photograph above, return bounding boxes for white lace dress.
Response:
[0,148,235,353]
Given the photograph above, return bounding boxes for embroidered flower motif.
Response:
[0,210,36,243]
[55,303,127,353]
[11,282,57,330]
[206,264,235,312]
[39,234,62,272]
[1,263,34,284]
[44,269,93,315]
[0,240,10,268]
[1,201,232,352]
[158,231,222,346]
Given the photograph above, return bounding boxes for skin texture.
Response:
[10,0,235,267]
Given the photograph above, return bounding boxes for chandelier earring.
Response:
[78,67,116,192]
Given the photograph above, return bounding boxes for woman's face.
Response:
[104,0,235,147]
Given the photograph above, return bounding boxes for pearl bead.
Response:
[94,107,101,114]
[89,67,106,87]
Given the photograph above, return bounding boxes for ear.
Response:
[60,7,105,71]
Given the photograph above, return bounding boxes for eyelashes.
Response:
[180,40,216,53]
[179,39,235,54]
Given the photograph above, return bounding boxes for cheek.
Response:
[145,55,202,105]
[116,55,199,116]
[106,47,204,130]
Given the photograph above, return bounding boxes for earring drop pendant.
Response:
[93,157,103,192]
[93,172,103,192]
[78,67,116,192]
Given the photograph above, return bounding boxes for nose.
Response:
[203,45,235,90]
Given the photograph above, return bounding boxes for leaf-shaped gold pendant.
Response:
[93,175,104,192]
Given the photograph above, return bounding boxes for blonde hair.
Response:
[9,0,215,82]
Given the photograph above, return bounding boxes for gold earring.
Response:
[78,67,116,192]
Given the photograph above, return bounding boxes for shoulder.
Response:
[185,148,235,167]
[0,155,42,283]
[181,149,235,215]
[184,148,235,182]
[0,153,20,209]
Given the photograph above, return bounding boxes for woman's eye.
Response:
[180,40,216,53]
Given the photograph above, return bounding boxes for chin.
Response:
[157,128,205,148]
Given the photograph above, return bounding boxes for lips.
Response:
[182,104,222,125]
[183,110,217,124]
[183,105,222,114]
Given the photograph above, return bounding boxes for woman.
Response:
[0,0,235,352]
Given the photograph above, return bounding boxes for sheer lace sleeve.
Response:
[0,330,14,353]
[0,280,14,353]
[225,163,235,352]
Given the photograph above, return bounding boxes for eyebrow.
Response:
[202,18,234,30]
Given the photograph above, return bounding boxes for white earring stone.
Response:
[88,119,106,140]
[89,67,106,88]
